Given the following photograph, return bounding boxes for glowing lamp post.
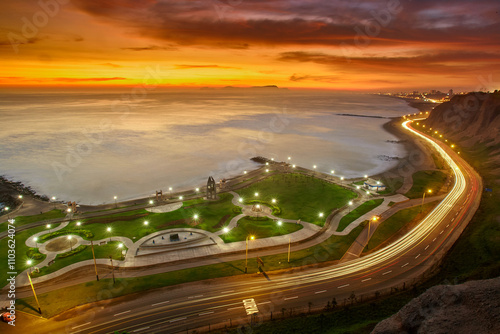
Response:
[27,260,33,274]
[67,235,73,251]
[107,227,112,241]
[421,189,432,212]
[348,201,353,213]
[245,235,255,273]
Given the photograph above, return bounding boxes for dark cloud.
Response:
[279,51,500,75]
[289,74,339,83]
[120,45,177,51]
[69,0,500,49]
[53,77,127,82]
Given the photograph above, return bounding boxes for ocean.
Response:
[0,88,415,204]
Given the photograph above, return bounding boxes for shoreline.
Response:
[0,100,430,209]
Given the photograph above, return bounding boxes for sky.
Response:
[1,0,500,91]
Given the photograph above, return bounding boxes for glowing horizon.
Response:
[1,0,499,92]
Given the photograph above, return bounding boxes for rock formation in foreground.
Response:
[371,276,500,334]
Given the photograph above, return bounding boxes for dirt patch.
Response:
[213,214,231,229]
[45,237,78,252]
[84,213,148,225]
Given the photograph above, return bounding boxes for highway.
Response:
[9,119,482,334]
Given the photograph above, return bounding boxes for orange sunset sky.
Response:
[1,0,500,91]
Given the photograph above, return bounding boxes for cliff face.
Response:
[425,92,500,147]
[372,277,500,334]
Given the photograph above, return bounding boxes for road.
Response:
[7,119,482,333]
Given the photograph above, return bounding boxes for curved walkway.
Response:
[6,179,422,295]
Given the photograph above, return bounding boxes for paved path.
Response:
[340,194,446,262]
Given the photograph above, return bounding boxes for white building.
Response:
[364,178,386,192]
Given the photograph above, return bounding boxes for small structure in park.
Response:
[207,176,217,199]
[252,204,263,212]
[170,233,180,242]
[156,190,163,202]
[219,178,227,189]
[67,201,77,213]
[364,178,386,192]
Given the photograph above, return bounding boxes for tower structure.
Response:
[207,176,217,200]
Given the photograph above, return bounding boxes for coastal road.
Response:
[7,118,482,334]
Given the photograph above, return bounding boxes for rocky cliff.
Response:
[425,91,500,147]
[372,276,500,334]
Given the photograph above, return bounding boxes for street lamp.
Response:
[193,214,199,220]
[149,200,153,205]
[223,227,229,233]
[277,220,282,226]
[179,196,183,200]
[27,259,33,274]
[52,196,56,209]
[421,189,432,212]
[340,177,344,186]
[244,171,247,174]
[107,227,112,241]
[238,197,243,203]
[245,235,255,273]
[76,221,81,227]
[67,235,73,251]
[118,243,124,260]
[364,175,368,179]
[348,201,353,213]
[368,216,379,247]
[272,198,276,204]
[254,192,259,197]
[33,237,38,248]
[144,221,149,226]
[319,212,324,218]
[46,224,52,233]
[195,188,200,192]
[113,196,117,208]
[292,165,296,168]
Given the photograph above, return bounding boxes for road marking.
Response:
[361,278,372,282]
[382,270,392,275]
[284,296,298,300]
[315,290,327,294]
[433,238,436,242]
[425,245,429,250]
[133,327,150,332]
[71,322,91,330]
[338,284,349,289]
[199,311,214,316]
[446,224,449,227]
[114,310,131,317]
[401,263,409,268]
[440,230,444,234]
[243,298,259,315]
[188,295,204,299]
[222,290,234,294]
[170,317,187,323]
[257,301,271,305]
[415,254,421,259]
[227,306,243,311]
[152,301,170,306]
[451,217,455,221]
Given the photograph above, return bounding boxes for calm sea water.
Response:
[0,88,415,204]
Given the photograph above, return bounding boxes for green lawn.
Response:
[0,209,65,232]
[0,224,60,284]
[365,202,437,250]
[31,241,127,278]
[379,176,404,195]
[236,173,356,226]
[46,193,240,242]
[337,199,384,232]
[220,217,303,243]
[405,170,448,199]
[18,223,365,318]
